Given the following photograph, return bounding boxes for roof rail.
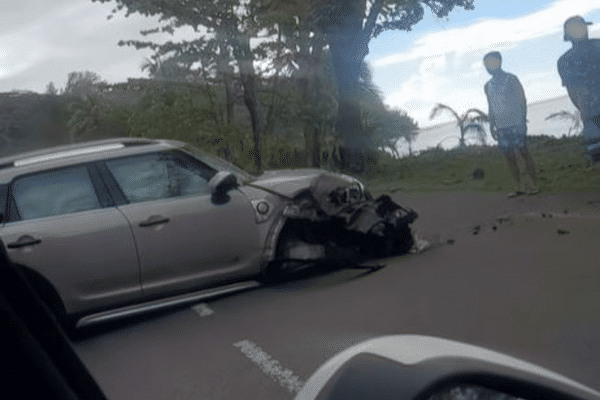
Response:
[14,143,126,167]
[0,137,158,169]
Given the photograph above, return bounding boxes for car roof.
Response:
[0,137,187,183]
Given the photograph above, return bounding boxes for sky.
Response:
[1,0,599,129]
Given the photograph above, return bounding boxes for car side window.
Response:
[104,152,213,204]
[11,166,101,221]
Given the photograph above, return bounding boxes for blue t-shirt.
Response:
[557,39,600,118]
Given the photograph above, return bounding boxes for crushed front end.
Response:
[277,173,418,262]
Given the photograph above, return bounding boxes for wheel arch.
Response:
[17,264,68,318]
[260,212,289,274]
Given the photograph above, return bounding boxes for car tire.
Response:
[263,224,318,284]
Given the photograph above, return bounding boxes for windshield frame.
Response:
[180,143,257,184]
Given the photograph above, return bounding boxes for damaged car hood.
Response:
[251,169,417,240]
[249,169,359,198]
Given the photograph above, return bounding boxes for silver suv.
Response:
[0,138,416,330]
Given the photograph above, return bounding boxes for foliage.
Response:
[45,82,59,96]
[91,0,475,173]
[96,0,271,171]
[545,110,583,137]
[351,62,419,158]
[307,0,476,171]
[66,95,103,142]
[63,71,107,98]
[429,103,489,147]
[0,92,72,155]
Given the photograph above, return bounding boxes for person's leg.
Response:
[498,127,524,197]
[584,114,600,165]
[518,146,539,194]
[502,149,523,197]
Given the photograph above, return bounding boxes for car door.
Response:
[101,150,262,298]
[0,164,142,315]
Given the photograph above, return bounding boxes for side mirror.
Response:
[208,171,238,197]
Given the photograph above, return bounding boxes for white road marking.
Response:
[234,339,305,394]
[191,303,214,317]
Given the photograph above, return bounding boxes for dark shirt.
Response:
[557,38,600,118]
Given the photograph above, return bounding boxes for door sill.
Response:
[75,280,261,329]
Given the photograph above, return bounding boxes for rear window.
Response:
[11,166,101,221]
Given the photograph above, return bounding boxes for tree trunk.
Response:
[233,32,263,172]
[298,29,325,168]
[324,0,370,173]
[309,33,325,168]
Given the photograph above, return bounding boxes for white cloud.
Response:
[373,0,600,67]
[0,1,189,91]
[374,0,600,128]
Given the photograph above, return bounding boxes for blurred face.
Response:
[565,21,588,41]
[484,56,501,74]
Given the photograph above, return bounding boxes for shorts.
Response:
[583,114,600,162]
[496,125,527,152]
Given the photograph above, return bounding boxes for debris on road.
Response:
[496,215,513,225]
[411,235,432,254]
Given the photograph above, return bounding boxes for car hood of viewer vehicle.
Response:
[248,169,359,198]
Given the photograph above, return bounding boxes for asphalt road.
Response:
[72,204,600,400]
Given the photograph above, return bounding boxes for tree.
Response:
[66,96,104,143]
[45,82,59,96]
[92,0,474,172]
[64,71,107,98]
[429,103,488,148]
[305,0,475,172]
[388,108,419,156]
[351,62,419,158]
[97,0,267,172]
[545,110,583,137]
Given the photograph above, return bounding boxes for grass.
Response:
[360,135,600,194]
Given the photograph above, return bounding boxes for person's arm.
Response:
[511,75,527,126]
[484,84,497,140]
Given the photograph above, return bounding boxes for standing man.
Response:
[557,15,600,163]
[484,51,539,197]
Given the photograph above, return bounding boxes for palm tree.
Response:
[66,96,102,143]
[141,54,194,82]
[429,103,489,147]
[545,110,582,137]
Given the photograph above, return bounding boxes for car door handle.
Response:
[139,216,171,227]
[7,235,42,249]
